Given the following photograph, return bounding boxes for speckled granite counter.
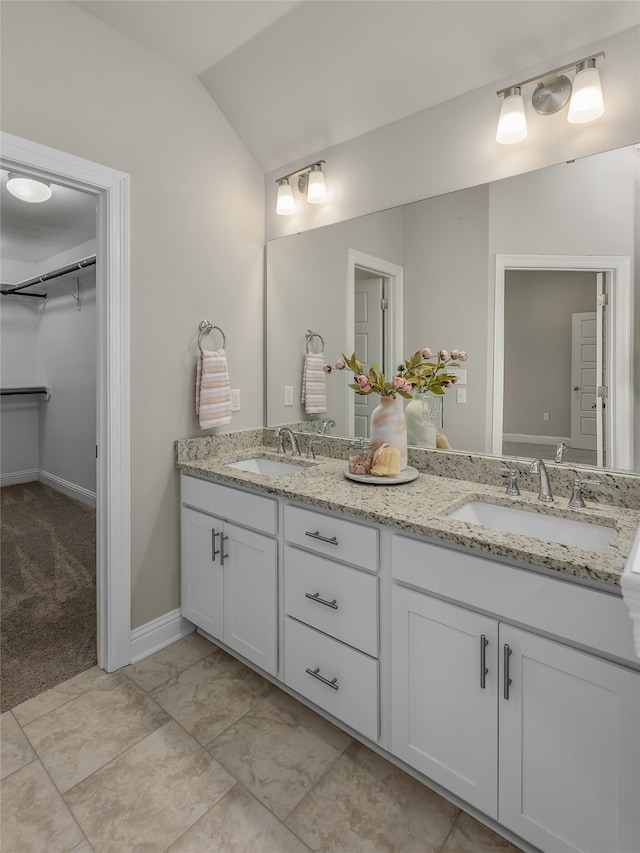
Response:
[176,431,640,590]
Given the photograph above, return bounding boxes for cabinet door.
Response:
[391,586,498,817]
[499,625,640,853]
[223,522,278,676]
[181,506,223,640]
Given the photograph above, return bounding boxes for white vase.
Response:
[405,391,443,449]
[369,396,407,470]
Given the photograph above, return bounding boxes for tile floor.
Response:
[1,633,525,852]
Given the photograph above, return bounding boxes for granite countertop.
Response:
[176,441,640,590]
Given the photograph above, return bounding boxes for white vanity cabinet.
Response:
[390,534,640,853]
[283,503,380,741]
[180,473,278,675]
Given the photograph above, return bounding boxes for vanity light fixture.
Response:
[6,172,53,203]
[496,51,604,144]
[275,160,327,215]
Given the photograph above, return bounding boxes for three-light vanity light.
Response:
[276,160,327,215]
[496,52,605,144]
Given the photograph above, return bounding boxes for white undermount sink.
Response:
[225,456,307,475]
[446,500,614,553]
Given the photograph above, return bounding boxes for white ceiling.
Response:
[74,0,640,172]
[4,0,639,264]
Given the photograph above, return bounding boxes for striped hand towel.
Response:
[301,352,327,414]
[196,348,232,429]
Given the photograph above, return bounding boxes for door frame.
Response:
[1,131,131,671]
[346,250,404,435]
[492,254,632,470]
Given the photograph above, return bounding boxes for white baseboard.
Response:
[130,608,195,664]
[0,469,39,487]
[503,433,570,446]
[39,470,96,507]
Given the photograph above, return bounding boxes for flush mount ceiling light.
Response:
[275,160,327,215]
[6,172,53,203]
[496,51,604,144]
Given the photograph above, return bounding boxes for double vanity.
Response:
[176,429,640,853]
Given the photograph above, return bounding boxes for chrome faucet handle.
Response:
[306,438,320,460]
[500,466,520,496]
[568,476,601,509]
[555,441,567,463]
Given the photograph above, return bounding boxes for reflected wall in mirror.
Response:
[266,145,639,473]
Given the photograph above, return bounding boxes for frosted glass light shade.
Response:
[496,91,527,144]
[568,65,604,124]
[306,167,327,204]
[276,180,295,215]
[6,173,52,203]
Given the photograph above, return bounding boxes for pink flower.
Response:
[450,349,460,359]
[421,347,433,359]
[335,358,345,370]
[323,364,332,374]
[439,349,449,361]
[391,375,405,389]
[355,374,370,389]
[458,351,469,361]
[403,378,413,392]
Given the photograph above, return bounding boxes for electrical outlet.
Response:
[543,412,550,421]
[230,389,240,411]
[284,386,294,406]
[456,387,467,404]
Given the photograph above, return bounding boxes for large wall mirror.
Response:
[266,144,639,473]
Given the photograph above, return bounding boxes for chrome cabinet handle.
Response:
[503,644,512,700]
[305,530,339,546]
[212,529,220,562]
[220,534,229,566]
[305,666,339,691]
[480,634,489,689]
[305,591,339,610]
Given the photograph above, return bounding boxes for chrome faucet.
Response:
[555,441,567,463]
[320,418,336,435]
[529,458,554,502]
[274,426,300,457]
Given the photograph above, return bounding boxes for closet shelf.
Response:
[1,386,51,400]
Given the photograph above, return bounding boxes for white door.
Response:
[499,625,640,853]
[180,507,224,640]
[353,275,384,438]
[570,312,598,451]
[391,586,499,817]
[223,522,278,675]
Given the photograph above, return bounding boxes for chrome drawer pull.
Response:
[480,634,489,689]
[503,644,512,700]
[220,534,229,567]
[305,530,339,546]
[305,591,339,610]
[212,529,220,562]
[305,666,339,691]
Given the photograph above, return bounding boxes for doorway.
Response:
[346,250,404,437]
[0,131,131,676]
[492,254,633,470]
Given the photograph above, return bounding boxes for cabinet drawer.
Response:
[284,616,379,742]
[285,504,378,572]
[181,473,277,535]
[284,545,378,657]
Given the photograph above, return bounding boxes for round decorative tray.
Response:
[344,466,419,485]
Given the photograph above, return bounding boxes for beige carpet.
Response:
[1,481,97,712]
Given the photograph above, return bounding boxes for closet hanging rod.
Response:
[0,254,96,296]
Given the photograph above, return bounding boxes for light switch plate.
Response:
[230,389,240,411]
[456,388,467,404]
[284,386,294,406]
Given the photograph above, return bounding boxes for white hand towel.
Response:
[196,348,232,428]
[301,352,327,414]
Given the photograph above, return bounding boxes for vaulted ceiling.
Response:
[74,0,640,172]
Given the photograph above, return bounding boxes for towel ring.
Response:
[198,320,227,354]
[305,329,325,354]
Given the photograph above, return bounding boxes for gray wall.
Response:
[503,270,596,437]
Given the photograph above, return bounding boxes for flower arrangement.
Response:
[329,348,468,399]
[400,347,468,396]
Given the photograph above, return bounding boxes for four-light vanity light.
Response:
[276,160,327,215]
[496,52,605,144]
